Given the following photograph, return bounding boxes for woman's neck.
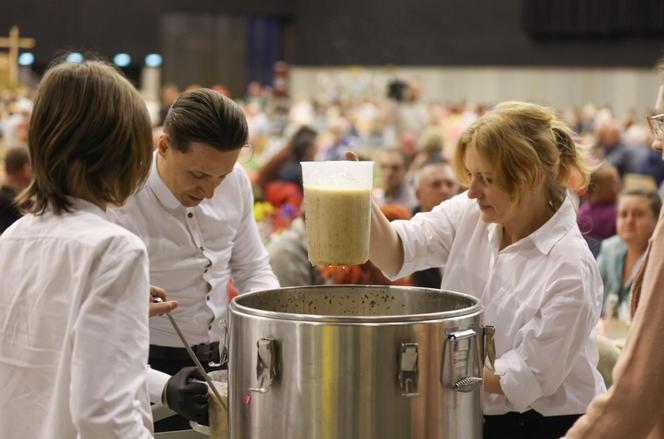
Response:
[625,241,648,260]
[501,194,557,250]
[623,243,646,285]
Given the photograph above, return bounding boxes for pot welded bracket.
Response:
[398,342,419,397]
[249,338,279,393]
[483,325,496,373]
[208,318,228,369]
[443,328,484,393]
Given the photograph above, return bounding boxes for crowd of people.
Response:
[1,58,664,438]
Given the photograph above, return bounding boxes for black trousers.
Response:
[484,411,581,439]
[150,346,225,432]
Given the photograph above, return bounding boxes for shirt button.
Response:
[200,246,204,251]
[187,212,193,218]
[208,325,212,330]
[206,295,210,301]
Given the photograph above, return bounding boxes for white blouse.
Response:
[0,200,153,438]
[391,192,606,416]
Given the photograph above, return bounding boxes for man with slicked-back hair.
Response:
[109,88,279,431]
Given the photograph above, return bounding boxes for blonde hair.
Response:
[453,101,589,207]
[18,60,153,215]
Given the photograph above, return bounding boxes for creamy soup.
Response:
[208,382,228,438]
[304,186,372,265]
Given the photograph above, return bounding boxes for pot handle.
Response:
[248,338,279,393]
[443,328,484,393]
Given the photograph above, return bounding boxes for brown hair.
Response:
[587,162,620,204]
[163,88,248,152]
[619,188,662,218]
[453,101,589,208]
[17,60,153,215]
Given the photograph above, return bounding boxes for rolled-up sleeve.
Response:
[494,350,543,412]
[389,193,468,280]
[147,368,171,405]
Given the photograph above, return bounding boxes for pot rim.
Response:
[229,285,483,323]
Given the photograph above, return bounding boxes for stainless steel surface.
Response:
[218,319,229,367]
[155,297,227,413]
[228,285,490,439]
[483,325,496,372]
[397,342,419,396]
[154,430,207,439]
[247,338,279,393]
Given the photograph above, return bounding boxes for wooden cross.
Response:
[0,26,35,88]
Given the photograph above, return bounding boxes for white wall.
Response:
[290,66,661,115]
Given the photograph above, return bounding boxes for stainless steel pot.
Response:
[228,285,494,439]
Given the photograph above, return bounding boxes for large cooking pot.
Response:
[228,285,494,439]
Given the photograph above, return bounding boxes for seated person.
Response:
[374,148,418,212]
[411,160,461,288]
[408,130,446,176]
[597,188,661,326]
[577,162,620,241]
[0,146,31,233]
[256,126,317,209]
[267,213,325,287]
[412,159,460,214]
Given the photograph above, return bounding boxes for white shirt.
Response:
[391,192,606,416]
[0,200,153,439]
[109,156,279,401]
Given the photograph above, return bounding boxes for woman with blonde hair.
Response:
[366,101,606,438]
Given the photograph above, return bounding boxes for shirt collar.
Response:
[67,197,107,220]
[147,151,182,210]
[487,222,502,250]
[528,197,577,255]
[485,196,577,256]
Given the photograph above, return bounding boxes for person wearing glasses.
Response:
[366,101,606,439]
[563,66,664,439]
[108,88,279,431]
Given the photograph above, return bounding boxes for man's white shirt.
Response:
[108,155,279,401]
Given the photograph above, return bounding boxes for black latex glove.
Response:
[165,366,210,426]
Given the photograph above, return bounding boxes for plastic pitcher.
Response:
[301,160,374,265]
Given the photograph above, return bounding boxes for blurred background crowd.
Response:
[3,0,664,388]
[2,78,662,330]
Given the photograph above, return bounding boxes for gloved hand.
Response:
[165,367,210,426]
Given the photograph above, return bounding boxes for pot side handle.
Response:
[444,328,483,393]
